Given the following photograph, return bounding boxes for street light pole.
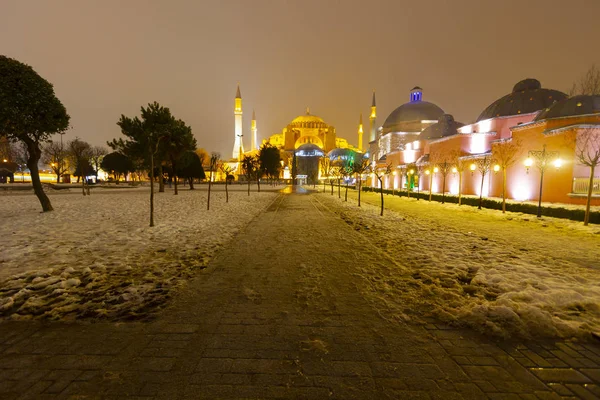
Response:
[525,144,561,218]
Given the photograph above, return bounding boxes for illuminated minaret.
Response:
[233,84,244,159]
[251,109,257,151]
[369,90,377,143]
[357,113,364,152]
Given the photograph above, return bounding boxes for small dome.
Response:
[420,114,464,140]
[535,95,600,121]
[477,79,567,122]
[382,101,445,133]
[295,143,324,157]
[328,148,359,163]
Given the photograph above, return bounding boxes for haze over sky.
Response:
[2,0,599,157]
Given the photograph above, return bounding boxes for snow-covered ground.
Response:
[0,186,278,320]
[316,189,600,340]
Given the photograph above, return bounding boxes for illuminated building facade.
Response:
[370,79,600,206]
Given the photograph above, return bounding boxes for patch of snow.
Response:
[0,188,277,320]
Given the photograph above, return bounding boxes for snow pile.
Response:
[0,188,277,320]
[318,190,600,340]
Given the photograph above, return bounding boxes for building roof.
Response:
[477,79,567,122]
[382,101,444,133]
[291,108,325,124]
[534,94,600,121]
[420,114,464,140]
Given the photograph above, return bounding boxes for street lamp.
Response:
[525,144,561,218]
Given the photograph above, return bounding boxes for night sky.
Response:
[2,0,599,157]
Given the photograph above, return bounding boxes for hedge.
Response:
[361,186,600,225]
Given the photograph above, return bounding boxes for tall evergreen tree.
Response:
[0,55,70,211]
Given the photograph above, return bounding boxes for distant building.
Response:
[369,79,600,206]
[229,85,360,183]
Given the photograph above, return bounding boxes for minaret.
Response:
[251,109,257,151]
[233,84,244,159]
[369,90,377,143]
[357,113,364,152]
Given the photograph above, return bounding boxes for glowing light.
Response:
[470,133,487,154]
[478,119,492,133]
[470,163,476,171]
[433,167,439,173]
[404,150,416,163]
[409,169,414,175]
[493,164,500,172]
[392,171,397,176]
[553,159,563,169]
[2,159,7,163]
[512,183,532,201]
[425,170,430,175]
[413,140,420,150]
[452,167,457,173]
[524,158,533,168]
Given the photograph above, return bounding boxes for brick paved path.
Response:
[1,190,600,399]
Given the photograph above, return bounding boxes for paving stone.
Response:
[564,383,598,400]
[530,368,592,383]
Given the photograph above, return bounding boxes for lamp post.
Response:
[392,170,397,196]
[525,144,561,218]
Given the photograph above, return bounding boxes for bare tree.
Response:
[430,151,453,204]
[319,157,333,193]
[89,146,108,182]
[42,140,69,183]
[574,128,600,225]
[449,150,468,206]
[374,163,393,216]
[570,64,600,96]
[67,137,93,195]
[220,163,232,203]
[352,158,370,207]
[207,152,220,210]
[472,155,495,210]
[492,138,522,213]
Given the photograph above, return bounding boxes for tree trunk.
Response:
[150,152,155,227]
[345,183,348,202]
[584,165,595,226]
[428,174,432,201]
[458,171,462,206]
[225,180,229,203]
[358,174,362,207]
[82,174,86,196]
[56,173,60,183]
[478,172,486,210]
[257,176,261,192]
[441,174,446,204]
[158,165,165,192]
[338,179,341,198]
[172,159,178,195]
[207,171,212,210]
[330,181,333,195]
[502,167,507,213]
[379,177,384,216]
[189,177,194,190]
[25,140,53,212]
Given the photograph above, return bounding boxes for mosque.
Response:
[228,85,359,183]
[228,81,599,207]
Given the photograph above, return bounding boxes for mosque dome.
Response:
[382,87,445,134]
[295,143,324,157]
[477,79,567,122]
[534,94,600,121]
[420,114,464,140]
[291,108,325,125]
